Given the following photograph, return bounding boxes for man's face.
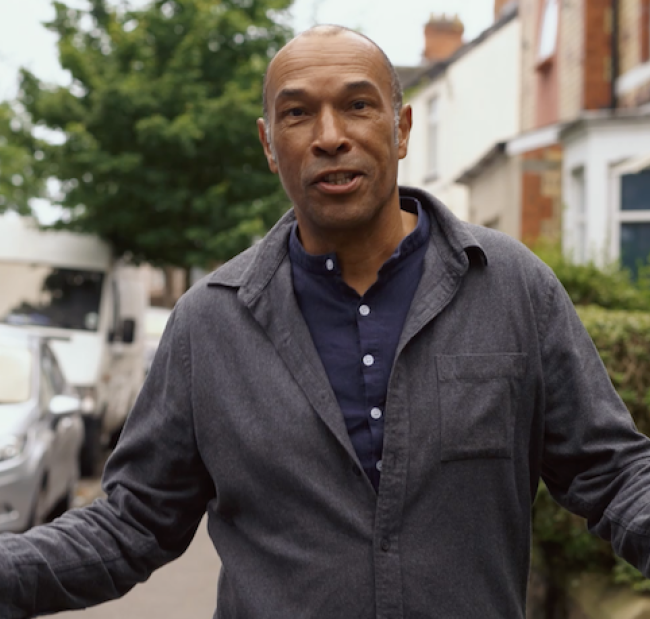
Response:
[258,32,412,249]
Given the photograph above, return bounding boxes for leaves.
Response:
[3,0,293,269]
[0,103,48,214]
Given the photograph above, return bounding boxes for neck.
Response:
[298,203,418,296]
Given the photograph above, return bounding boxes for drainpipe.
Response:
[611,0,620,110]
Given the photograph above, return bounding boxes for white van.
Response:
[0,215,147,476]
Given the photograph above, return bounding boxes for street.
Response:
[54,515,221,618]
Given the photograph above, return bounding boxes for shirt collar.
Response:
[288,197,429,276]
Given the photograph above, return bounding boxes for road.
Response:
[54,480,222,618]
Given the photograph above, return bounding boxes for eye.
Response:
[284,107,305,118]
[351,101,368,110]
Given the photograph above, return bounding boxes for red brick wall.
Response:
[534,0,560,127]
[521,145,563,244]
[583,0,613,109]
[642,0,650,62]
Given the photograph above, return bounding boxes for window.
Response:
[427,97,439,179]
[0,264,104,331]
[0,341,32,404]
[619,169,650,276]
[538,0,559,65]
[571,167,587,262]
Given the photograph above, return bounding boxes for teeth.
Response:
[323,172,354,185]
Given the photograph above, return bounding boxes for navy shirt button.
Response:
[380,537,391,552]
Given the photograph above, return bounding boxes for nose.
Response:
[311,107,351,157]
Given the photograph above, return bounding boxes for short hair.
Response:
[262,25,403,134]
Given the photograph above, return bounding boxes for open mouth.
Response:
[320,172,359,186]
[313,171,363,194]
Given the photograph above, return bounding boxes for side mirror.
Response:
[49,395,81,416]
[121,318,136,344]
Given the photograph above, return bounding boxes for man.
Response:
[2,25,650,619]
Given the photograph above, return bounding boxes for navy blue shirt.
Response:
[289,197,429,491]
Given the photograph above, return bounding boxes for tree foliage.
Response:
[0,103,47,215]
[9,0,292,269]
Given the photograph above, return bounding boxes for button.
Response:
[325,258,334,271]
[376,460,383,472]
[363,354,374,367]
[370,407,382,420]
[352,464,362,477]
[359,304,370,316]
[380,537,390,552]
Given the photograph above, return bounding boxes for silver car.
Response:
[0,327,84,532]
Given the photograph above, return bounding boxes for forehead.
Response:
[266,33,392,108]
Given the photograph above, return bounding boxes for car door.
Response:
[41,344,80,507]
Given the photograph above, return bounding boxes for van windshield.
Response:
[0,342,32,404]
[0,263,104,331]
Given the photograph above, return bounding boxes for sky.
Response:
[0,0,494,222]
[0,0,495,99]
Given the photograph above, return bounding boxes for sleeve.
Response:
[539,274,650,575]
[0,298,215,618]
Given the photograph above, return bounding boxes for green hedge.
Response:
[532,245,650,590]
[534,242,650,311]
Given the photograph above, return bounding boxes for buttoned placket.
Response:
[356,298,385,478]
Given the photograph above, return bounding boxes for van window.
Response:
[0,263,104,331]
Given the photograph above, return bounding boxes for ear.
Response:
[397,105,413,160]
[257,118,278,174]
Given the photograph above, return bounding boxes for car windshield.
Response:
[0,341,32,404]
[0,263,104,331]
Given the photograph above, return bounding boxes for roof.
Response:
[401,4,519,93]
[456,142,507,185]
[395,65,428,89]
[559,106,650,140]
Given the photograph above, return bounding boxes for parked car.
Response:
[0,215,148,477]
[0,326,84,532]
[143,306,173,375]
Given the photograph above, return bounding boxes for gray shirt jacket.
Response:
[2,186,650,619]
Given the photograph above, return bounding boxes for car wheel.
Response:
[80,415,103,478]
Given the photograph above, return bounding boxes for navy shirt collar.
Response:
[288,197,429,277]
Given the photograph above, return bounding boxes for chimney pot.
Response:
[422,14,465,63]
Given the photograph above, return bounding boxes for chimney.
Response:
[422,14,465,63]
[494,0,518,20]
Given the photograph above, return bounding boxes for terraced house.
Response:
[456,0,650,273]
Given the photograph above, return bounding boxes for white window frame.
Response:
[609,155,650,267]
[538,0,559,64]
[571,167,587,263]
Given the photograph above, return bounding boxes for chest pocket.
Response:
[436,353,527,462]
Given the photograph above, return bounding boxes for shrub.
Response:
[531,246,650,592]
[533,242,650,311]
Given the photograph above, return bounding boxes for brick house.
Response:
[397,4,521,226]
[458,0,650,273]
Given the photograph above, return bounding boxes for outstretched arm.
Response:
[0,301,215,618]
[540,276,650,574]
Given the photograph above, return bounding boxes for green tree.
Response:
[10,0,292,280]
[0,102,47,214]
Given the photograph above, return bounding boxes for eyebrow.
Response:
[275,80,381,103]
